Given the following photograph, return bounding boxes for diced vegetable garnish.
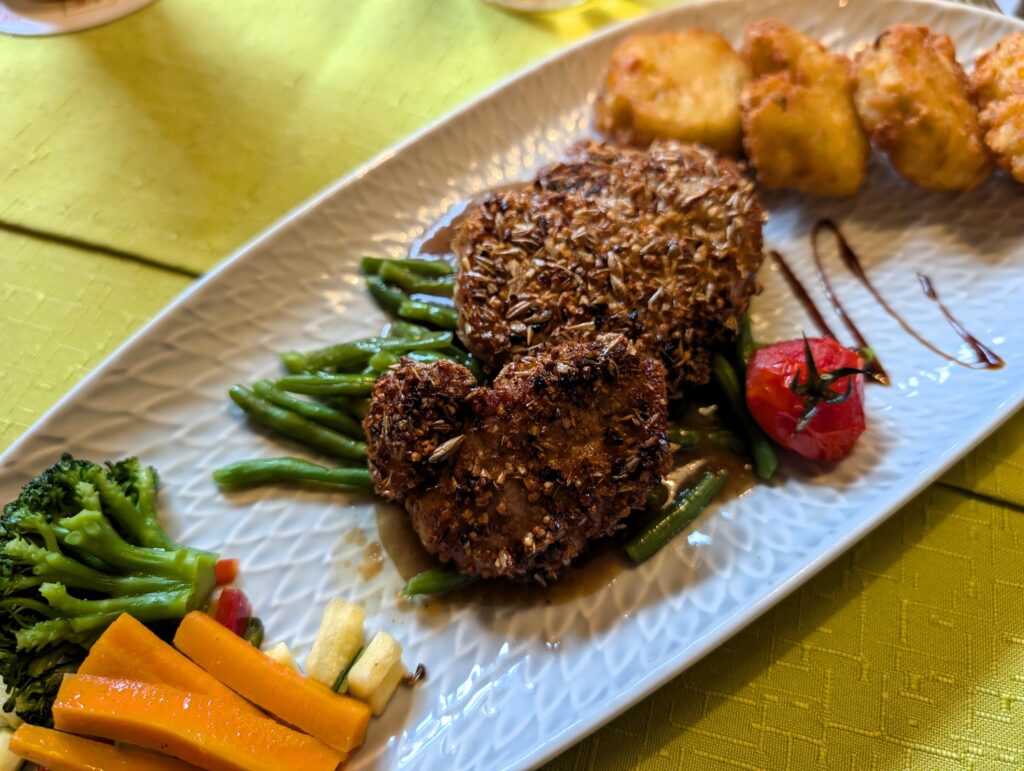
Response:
[0,681,22,730]
[173,612,370,755]
[264,642,299,672]
[304,599,365,689]
[77,614,261,717]
[213,559,239,586]
[213,588,251,636]
[52,675,342,771]
[10,724,191,770]
[346,631,406,715]
[242,617,265,648]
[0,728,19,771]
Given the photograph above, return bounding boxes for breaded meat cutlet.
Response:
[596,30,750,154]
[453,140,765,394]
[364,335,670,583]
[972,32,1024,183]
[854,25,993,191]
[740,20,869,197]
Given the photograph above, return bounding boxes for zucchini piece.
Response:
[304,599,365,688]
[347,630,405,715]
[264,642,299,672]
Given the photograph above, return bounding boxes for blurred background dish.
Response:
[480,0,591,11]
[0,0,157,37]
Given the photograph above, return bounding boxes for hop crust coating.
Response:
[854,25,993,191]
[364,336,669,582]
[453,140,765,394]
[971,33,1024,184]
[596,30,750,154]
[740,20,869,197]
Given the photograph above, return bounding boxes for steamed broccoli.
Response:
[0,454,217,725]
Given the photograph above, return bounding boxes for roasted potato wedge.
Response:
[972,33,1024,183]
[596,30,749,154]
[854,25,993,191]
[740,20,869,197]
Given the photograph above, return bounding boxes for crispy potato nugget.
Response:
[854,25,993,191]
[972,33,1024,183]
[972,32,1024,108]
[596,30,749,154]
[980,97,1024,183]
[740,20,868,197]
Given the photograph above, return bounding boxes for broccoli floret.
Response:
[0,454,217,725]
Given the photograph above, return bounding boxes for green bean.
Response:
[213,457,373,490]
[304,331,452,371]
[228,386,369,460]
[625,470,728,564]
[348,397,370,420]
[401,566,476,597]
[360,256,454,277]
[369,351,401,372]
[711,354,778,481]
[379,262,455,297]
[252,380,365,439]
[280,351,309,374]
[398,300,458,330]
[736,312,757,367]
[405,351,448,365]
[273,373,377,398]
[367,275,410,312]
[386,321,434,339]
[668,427,700,450]
[668,426,745,454]
[404,349,484,381]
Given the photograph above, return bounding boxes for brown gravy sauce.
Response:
[775,219,1002,381]
[375,451,754,605]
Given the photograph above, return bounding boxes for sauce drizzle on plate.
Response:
[774,220,1003,381]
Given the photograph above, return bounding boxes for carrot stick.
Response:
[77,613,262,717]
[10,724,199,771]
[52,675,343,771]
[173,610,371,754]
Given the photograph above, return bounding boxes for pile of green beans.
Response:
[214,254,480,491]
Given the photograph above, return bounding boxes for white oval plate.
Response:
[0,0,155,37]
[2,0,1022,768]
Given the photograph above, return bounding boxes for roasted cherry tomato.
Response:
[745,337,867,462]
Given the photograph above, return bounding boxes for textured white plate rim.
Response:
[1,1,1021,767]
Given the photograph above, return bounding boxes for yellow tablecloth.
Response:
[1,1,1022,767]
